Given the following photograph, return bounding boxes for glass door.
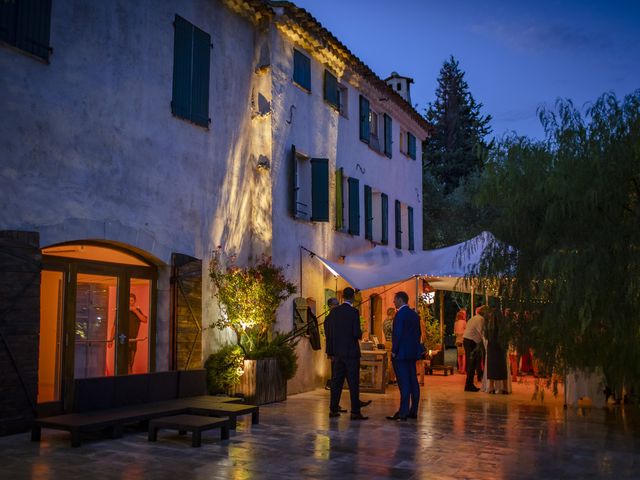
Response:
[128,278,150,374]
[74,273,118,378]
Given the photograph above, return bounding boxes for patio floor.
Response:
[2,374,639,479]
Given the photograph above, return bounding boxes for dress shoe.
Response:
[464,385,480,392]
[350,413,368,420]
[329,411,341,418]
[360,400,372,407]
[386,413,407,421]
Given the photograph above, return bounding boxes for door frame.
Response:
[41,252,157,412]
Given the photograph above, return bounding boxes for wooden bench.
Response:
[148,414,231,447]
[32,370,258,447]
[426,364,454,376]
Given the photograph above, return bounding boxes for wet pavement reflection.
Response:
[2,375,639,479]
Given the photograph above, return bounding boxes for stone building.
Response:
[0,0,429,434]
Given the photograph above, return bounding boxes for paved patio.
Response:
[2,374,639,480]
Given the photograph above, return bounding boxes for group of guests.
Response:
[455,305,510,394]
[324,288,425,421]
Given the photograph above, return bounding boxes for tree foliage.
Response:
[423,56,493,248]
[475,91,640,397]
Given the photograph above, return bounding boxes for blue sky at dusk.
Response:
[291,0,640,140]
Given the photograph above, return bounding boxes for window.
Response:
[348,177,360,235]
[338,84,348,116]
[359,96,370,143]
[395,200,402,249]
[384,114,393,158]
[370,111,380,151]
[0,0,52,61]
[289,145,329,222]
[407,132,417,160]
[381,193,389,245]
[171,15,211,127]
[293,49,311,91]
[324,70,339,109]
[335,168,344,230]
[364,185,373,240]
[396,83,401,91]
[408,206,415,251]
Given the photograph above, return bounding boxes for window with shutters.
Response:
[384,114,393,158]
[369,111,380,152]
[407,132,417,160]
[293,49,311,91]
[364,185,373,241]
[171,15,211,128]
[336,170,355,234]
[0,0,52,61]
[381,193,389,245]
[395,199,402,249]
[289,146,328,222]
[408,206,415,251]
[324,70,339,110]
[337,84,348,117]
[371,190,383,244]
[348,177,360,236]
[359,96,370,143]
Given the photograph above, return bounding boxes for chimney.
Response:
[384,72,413,104]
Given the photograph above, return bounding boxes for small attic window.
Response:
[396,83,401,91]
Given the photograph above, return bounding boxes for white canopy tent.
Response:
[315,231,496,293]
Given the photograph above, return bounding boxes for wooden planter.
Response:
[234,358,286,405]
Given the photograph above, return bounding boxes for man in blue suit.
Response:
[387,291,425,421]
[325,287,368,420]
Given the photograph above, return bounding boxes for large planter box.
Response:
[234,358,286,405]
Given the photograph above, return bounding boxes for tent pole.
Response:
[439,290,444,348]
[471,287,475,316]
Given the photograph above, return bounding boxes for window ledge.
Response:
[292,81,311,94]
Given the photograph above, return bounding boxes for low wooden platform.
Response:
[426,364,454,376]
[148,414,230,447]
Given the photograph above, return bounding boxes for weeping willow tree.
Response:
[474,91,640,398]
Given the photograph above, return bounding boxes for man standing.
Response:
[463,305,486,392]
[325,287,368,420]
[387,291,425,421]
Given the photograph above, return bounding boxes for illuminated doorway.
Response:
[39,243,157,410]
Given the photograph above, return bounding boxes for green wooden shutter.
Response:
[311,158,329,222]
[359,96,370,143]
[293,49,311,91]
[289,145,299,218]
[384,114,393,158]
[408,206,414,250]
[324,70,338,108]
[18,0,52,60]
[335,168,344,230]
[364,185,372,240]
[381,193,388,245]
[348,177,360,235]
[172,15,193,120]
[395,200,402,249]
[190,25,210,127]
[0,0,18,46]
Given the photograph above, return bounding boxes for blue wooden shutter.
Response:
[190,25,210,127]
[335,168,344,230]
[172,15,193,120]
[348,177,360,235]
[359,96,370,143]
[311,158,329,222]
[324,70,338,108]
[289,145,299,218]
[395,200,402,249]
[364,185,372,240]
[381,193,388,245]
[384,114,393,158]
[408,206,414,250]
[408,133,416,160]
[0,0,18,45]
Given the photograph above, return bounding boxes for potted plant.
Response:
[207,249,297,404]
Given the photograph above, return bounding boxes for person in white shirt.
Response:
[463,305,486,392]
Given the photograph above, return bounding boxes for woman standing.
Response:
[381,307,397,384]
[485,308,509,394]
[453,309,467,374]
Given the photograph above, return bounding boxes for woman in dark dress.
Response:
[485,308,509,394]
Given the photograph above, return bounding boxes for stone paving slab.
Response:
[1,375,640,479]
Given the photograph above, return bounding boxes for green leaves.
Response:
[476,91,640,396]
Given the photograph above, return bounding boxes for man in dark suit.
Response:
[324,287,368,420]
[387,291,425,421]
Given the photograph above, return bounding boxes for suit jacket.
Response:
[392,305,425,361]
[324,303,362,358]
